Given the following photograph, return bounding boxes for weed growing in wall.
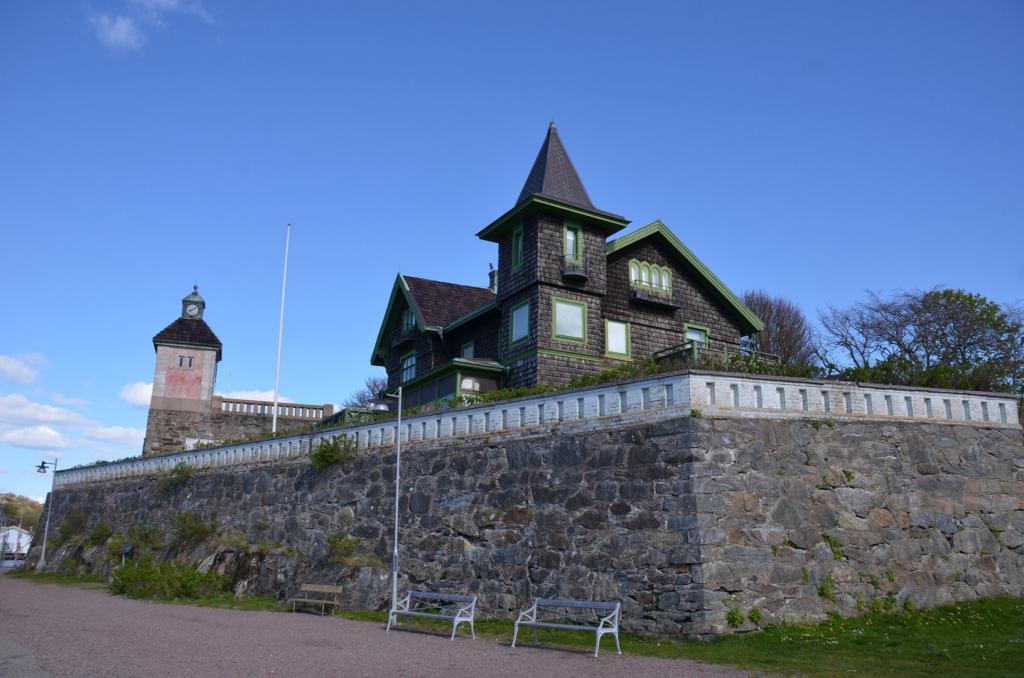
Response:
[172,512,216,543]
[87,522,113,546]
[822,533,845,561]
[158,462,192,493]
[309,435,357,471]
[127,523,164,551]
[54,508,88,546]
[726,608,745,628]
[816,574,836,601]
[747,607,762,625]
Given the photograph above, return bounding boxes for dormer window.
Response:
[628,259,672,295]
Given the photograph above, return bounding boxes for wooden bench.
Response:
[386,590,477,640]
[287,584,344,616]
[511,598,621,657]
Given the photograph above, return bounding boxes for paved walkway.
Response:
[0,575,755,678]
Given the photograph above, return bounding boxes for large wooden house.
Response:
[370,124,763,409]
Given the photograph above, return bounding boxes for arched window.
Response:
[629,261,639,283]
[662,268,672,291]
[651,268,661,289]
[640,264,650,285]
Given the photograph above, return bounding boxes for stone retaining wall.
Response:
[36,413,1023,636]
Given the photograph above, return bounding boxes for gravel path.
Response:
[0,576,756,678]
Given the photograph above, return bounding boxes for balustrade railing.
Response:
[55,370,1019,488]
[212,396,333,420]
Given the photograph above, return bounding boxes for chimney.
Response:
[488,263,498,294]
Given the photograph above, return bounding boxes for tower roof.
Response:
[152,319,223,360]
[516,122,594,209]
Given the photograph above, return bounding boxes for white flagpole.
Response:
[272,224,291,434]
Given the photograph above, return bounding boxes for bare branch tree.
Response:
[741,290,818,365]
[343,374,388,408]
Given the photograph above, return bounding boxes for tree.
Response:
[741,289,819,366]
[343,374,388,408]
[818,289,1024,394]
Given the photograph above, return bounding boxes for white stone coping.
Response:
[54,372,1019,488]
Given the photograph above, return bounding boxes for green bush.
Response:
[55,507,88,545]
[309,435,357,471]
[690,408,703,418]
[127,523,164,551]
[110,555,231,600]
[158,463,192,493]
[87,522,113,546]
[726,608,745,628]
[326,532,361,563]
[171,512,216,543]
[747,607,762,625]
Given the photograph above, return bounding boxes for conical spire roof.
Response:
[516,123,594,209]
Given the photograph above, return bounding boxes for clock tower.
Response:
[142,286,224,455]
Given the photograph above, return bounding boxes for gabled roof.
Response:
[477,124,629,242]
[370,274,496,366]
[517,122,595,209]
[404,276,495,327]
[152,318,223,360]
[606,220,765,336]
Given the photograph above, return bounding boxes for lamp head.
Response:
[369,401,391,413]
[36,462,48,473]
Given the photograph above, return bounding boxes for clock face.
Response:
[185,304,199,317]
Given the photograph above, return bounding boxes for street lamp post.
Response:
[35,458,58,571]
[369,386,403,622]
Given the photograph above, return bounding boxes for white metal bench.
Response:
[387,591,477,641]
[512,598,621,657]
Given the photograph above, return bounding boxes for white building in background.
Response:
[1,525,32,567]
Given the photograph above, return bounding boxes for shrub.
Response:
[171,512,216,543]
[158,463,192,493]
[726,608,745,628]
[801,567,810,584]
[110,555,230,600]
[309,435,357,471]
[326,532,360,563]
[55,507,88,545]
[690,408,703,418]
[127,523,164,551]
[87,522,113,546]
[747,607,762,625]
[903,597,916,612]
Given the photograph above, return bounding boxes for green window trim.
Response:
[461,341,475,358]
[684,322,710,348]
[509,299,531,347]
[399,351,416,383]
[552,296,588,344]
[604,319,631,359]
[511,225,524,269]
[563,221,582,263]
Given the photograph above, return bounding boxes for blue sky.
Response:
[1,1,1022,502]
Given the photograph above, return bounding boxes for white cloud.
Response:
[0,394,86,427]
[84,425,145,449]
[91,14,144,51]
[0,355,41,384]
[0,426,73,450]
[119,382,152,408]
[217,390,293,403]
[131,0,212,22]
[52,394,89,409]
